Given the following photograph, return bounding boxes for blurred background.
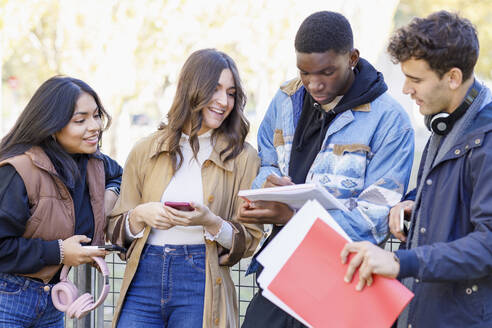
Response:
[2,0,491,183]
[2,1,492,326]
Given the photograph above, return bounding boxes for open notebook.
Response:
[238,183,349,212]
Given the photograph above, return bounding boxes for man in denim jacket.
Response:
[342,11,492,328]
[239,11,414,327]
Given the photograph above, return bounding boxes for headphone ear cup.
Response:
[66,293,94,319]
[52,258,109,319]
[430,112,451,135]
[51,281,79,312]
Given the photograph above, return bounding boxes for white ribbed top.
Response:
[147,131,213,245]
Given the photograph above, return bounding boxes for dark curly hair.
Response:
[295,11,353,54]
[387,10,478,80]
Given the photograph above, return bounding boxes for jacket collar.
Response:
[432,86,492,166]
[24,146,103,175]
[150,131,235,172]
[280,78,304,96]
[281,77,372,112]
[25,146,57,175]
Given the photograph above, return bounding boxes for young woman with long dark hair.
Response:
[0,76,122,327]
[108,49,262,328]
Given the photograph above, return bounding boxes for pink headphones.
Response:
[51,257,110,319]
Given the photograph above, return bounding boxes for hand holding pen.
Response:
[264,172,294,188]
[238,172,295,225]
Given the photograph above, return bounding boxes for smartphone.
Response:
[164,201,195,212]
[399,208,409,236]
[83,245,127,253]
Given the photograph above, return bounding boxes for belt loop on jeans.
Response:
[183,245,189,257]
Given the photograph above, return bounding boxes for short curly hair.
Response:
[295,11,353,54]
[387,11,478,80]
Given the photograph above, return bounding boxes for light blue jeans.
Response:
[0,273,64,327]
[117,244,206,327]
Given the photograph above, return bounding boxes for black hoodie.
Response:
[288,57,388,184]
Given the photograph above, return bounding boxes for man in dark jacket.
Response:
[341,11,492,328]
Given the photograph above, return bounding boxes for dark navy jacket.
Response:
[396,99,492,328]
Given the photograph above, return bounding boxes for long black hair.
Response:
[0,76,111,187]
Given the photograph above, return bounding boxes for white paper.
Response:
[256,200,352,326]
[239,183,349,212]
[257,200,351,284]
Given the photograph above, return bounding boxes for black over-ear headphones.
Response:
[425,85,480,135]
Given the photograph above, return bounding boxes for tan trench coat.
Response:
[107,130,263,328]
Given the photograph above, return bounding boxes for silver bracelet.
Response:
[58,239,64,264]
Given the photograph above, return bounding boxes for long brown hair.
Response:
[159,48,249,172]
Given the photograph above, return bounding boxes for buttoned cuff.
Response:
[395,249,419,279]
[204,220,233,249]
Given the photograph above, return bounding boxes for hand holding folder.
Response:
[341,241,401,292]
[256,200,413,328]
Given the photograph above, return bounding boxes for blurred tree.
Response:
[395,0,492,80]
[1,0,399,161]
[1,1,61,102]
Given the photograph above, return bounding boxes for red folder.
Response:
[268,218,414,328]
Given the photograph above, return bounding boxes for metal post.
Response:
[95,268,104,328]
[72,265,92,328]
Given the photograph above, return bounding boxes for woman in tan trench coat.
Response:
[107,49,263,328]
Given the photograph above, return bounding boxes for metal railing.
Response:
[65,238,401,327]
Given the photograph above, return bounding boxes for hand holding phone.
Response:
[399,208,409,236]
[164,201,195,212]
[83,245,127,253]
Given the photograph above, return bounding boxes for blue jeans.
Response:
[118,244,206,328]
[0,273,64,328]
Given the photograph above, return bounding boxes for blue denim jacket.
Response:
[255,78,414,244]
